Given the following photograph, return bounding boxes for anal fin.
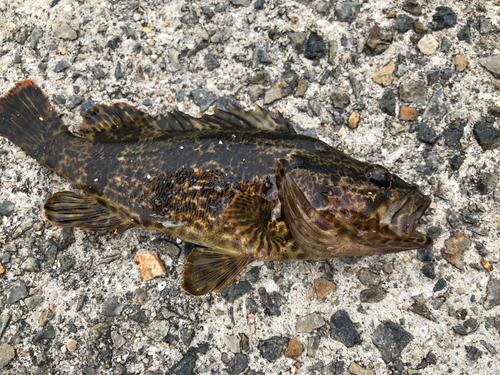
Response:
[44,191,135,234]
[182,248,253,296]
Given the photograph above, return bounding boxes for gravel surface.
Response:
[1,0,500,374]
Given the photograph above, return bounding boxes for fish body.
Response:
[0,81,432,296]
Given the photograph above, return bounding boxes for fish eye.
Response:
[365,166,391,189]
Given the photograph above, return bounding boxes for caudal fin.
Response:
[0,80,67,162]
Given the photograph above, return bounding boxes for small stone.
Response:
[480,340,497,354]
[479,55,500,79]
[379,90,396,116]
[453,54,468,72]
[373,321,413,363]
[231,0,250,6]
[431,6,457,31]
[296,313,326,333]
[473,122,500,150]
[0,201,14,216]
[418,123,438,144]
[304,32,326,60]
[115,61,124,80]
[205,53,220,71]
[478,172,499,195]
[0,313,10,338]
[466,346,482,361]
[413,19,428,34]
[25,295,43,311]
[409,297,437,322]
[330,310,361,348]
[400,107,417,121]
[370,61,395,86]
[285,339,303,359]
[480,16,494,34]
[307,336,320,357]
[229,354,248,375]
[0,343,15,369]
[223,334,240,353]
[349,362,374,375]
[357,268,381,286]
[417,35,439,55]
[38,307,55,326]
[143,321,169,342]
[170,353,197,375]
[403,1,422,16]
[7,282,28,304]
[258,336,288,362]
[443,121,465,148]
[181,328,195,346]
[365,25,393,55]
[441,232,471,270]
[248,85,264,102]
[331,91,350,109]
[66,95,83,110]
[29,28,44,49]
[21,257,40,272]
[394,14,414,33]
[316,2,329,13]
[166,49,181,73]
[315,278,336,301]
[422,89,448,123]
[66,339,77,352]
[264,78,293,105]
[258,287,281,316]
[399,80,426,102]
[390,122,405,136]
[33,325,56,342]
[289,32,307,51]
[360,287,387,303]
[111,331,127,348]
[134,249,167,282]
[348,112,359,129]
[421,263,435,279]
[484,277,500,310]
[335,2,360,24]
[54,22,78,40]
[440,37,452,53]
[457,26,471,44]
[102,295,124,317]
[433,278,447,292]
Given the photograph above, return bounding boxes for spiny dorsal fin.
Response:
[182,247,253,296]
[44,191,135,234]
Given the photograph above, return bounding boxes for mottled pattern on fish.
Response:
[0,81,432,296]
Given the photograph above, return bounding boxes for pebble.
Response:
[440,37,452,53]
[400,107,417,121]
[373,321,413,363]
[304,32,326,60]
[66,338,77,352]
[444,121,464,148]
[33,324,55,342]
[289,32,307,52]
[7,282,28,304]
[316,2,329,14]
[348,112,359,129]
[134,249,167,282]
[329,310,361,348]
[220,280,251,302]
[38,307,55,326]
[315,278,336,301]
[421,262,435,279]
[360,287,387,303]
[102,295,124,317]
[480,16,494,34]
[370,61,395,86]
[413,19,428,34]
[25,295,43,311]
[21,257,40,272]
[296,312,326,333]
[480,340,497,355]
[285,339,303,359]
[409,297,437,322]
[223,334,240,353]
[307,336,320,357]
[433,278,447,292]
[143,321,170,342]
[431,6,457,31]
[349,362,374,375]
[484,277,500,310]
[335,2,360,24]
[453,54,468,72]
[331,91,350,109]
[418,123,438,144]
[417,35,439,55]
[258,336,288,362]
[466,346,482,361]
[231,0,250,6]
[365,25,393,55]
[170,353,197,375]
[0,314,10,338]
[166,49,181,73]
[29,27,43,49]
[403,1,422,16]
[379,90,396,116]
[264,78,293,105]
[394,14,414,33]
[111,331,127,348]
[441,232,471,270]
[205,53,220,71]
[422,89,447,123]
[181,328,194,346]
[0,343,15,369]
[479,55,500,79]
[229,354,248,375]
[457,26,471,44]
[66,95,83,110]
[399,80,426,102]
[473,122,500,150]
[54,22,78,40]
[254,0,265,10]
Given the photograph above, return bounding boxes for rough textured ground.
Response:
[1,0,500,374]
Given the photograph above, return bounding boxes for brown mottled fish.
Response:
[0,81,432,296]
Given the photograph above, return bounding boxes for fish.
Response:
[0,80,432,296]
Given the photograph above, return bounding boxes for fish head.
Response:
[281,153,432,257]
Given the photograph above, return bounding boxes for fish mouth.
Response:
[380,190,432,247]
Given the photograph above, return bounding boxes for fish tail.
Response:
[0,80,67,163]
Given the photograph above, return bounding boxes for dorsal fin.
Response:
[77,102,296,142]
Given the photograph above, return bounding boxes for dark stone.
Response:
[67,321,77,333]
[33,325,56,342]
[373,321,413,363]
[59,228,75,250]
[170,353,197,375]
[180,11,198,25]
[484,278,500,310]
[0,201,14,216]
[417,248,434,262]
[129,309,148,323]
[466,346,482,361]
[190,89,217,112]
[331,91,350,109]
[489,105,500,117]
[457,26,471,44]
[462,209,477,224]
[253,47,273,65]
[335,2,360,24]
[365,25,393,55]
[308,99,321,116]
[426,70,440,86]
[115,61,124,80]
[60,255,75,271]
[440,37,452,52]
[181,328,194,346]
[357,268,381,286]
[427,226,442,239]
[421,263,436,279]
[418,123,438,144]
[304,32,326,60]
[107,36,121,50]
[216,96,242,112]
[102,296,124,317]
[258,287,281,316]
[254,0,265,10]
[329,310,361,348]
[478,172,499,195]
[449,155,464,171]
[246,298,258,315]
[29,28,44,49]
[220,280,251,303]
[433,278,447,292]
[409,298,437,321]
[229,353,248,375]
[394,14,414,33]
[91,65,106,79]
[258,336,288,362]
[80,100,95,116]
[441,68,452,81]
[66,95,83,110]
[444,121,465,148]
[205,53,220,71]
[480,340,497,355]
[360,287,387,303]
[54,60,71,73]
[247,267,260,284]
[473,122,500,150]
[143,99,152,106]
[38,62,48,71]
[402,1,422,16]
[431,6,457,31]
[379,90,396,116]
[52,95,66,105]
[7,282,28,304]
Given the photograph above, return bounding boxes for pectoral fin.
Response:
[44,191,135,234]
[182,247,253,296]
